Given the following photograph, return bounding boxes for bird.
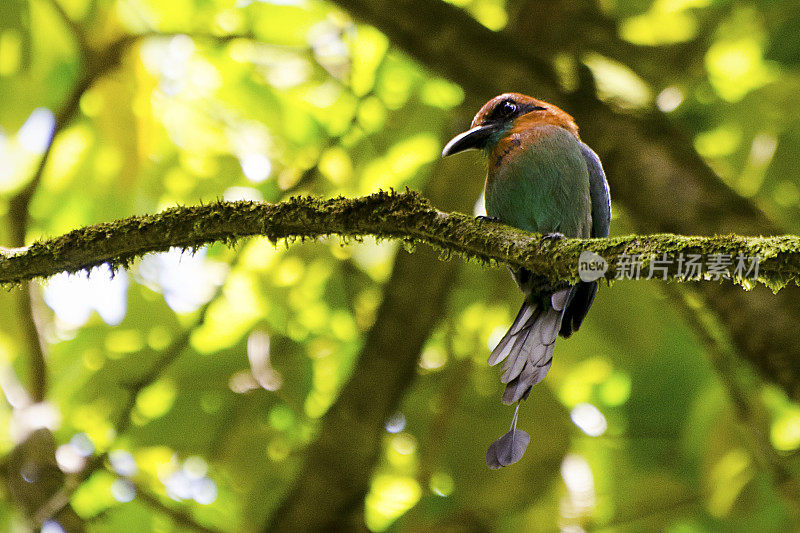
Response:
[442,93,611,468]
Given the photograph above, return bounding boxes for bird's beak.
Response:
[441,124,497,157]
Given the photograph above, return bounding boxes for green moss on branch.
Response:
[1,189,798,291]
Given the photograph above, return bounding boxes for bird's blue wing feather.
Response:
[579,143,611,238]
[558,143,611,338]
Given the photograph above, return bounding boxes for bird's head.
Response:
[442,93,579,157]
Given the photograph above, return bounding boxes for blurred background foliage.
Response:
[1,0,800,531]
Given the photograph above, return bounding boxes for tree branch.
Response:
[0,190,796,290]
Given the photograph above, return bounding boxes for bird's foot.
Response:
[476,215,500,223]
[542,232,565,241]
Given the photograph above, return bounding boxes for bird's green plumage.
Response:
[484,124,592,239]
[440,92,610,469]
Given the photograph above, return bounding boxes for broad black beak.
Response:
[441,124,497,157]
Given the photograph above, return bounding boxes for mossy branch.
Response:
[0,189,797,291]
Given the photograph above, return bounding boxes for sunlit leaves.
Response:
[441,0,508,31]
[706,37,776,102]
[359,133,440,193]
[251,3,324,47]
[694,125,742,159]
[0,0,30,75]
[705,448,754,518]
[350,25,387,96]
[135,379,176,420]
[419,78,464,109]
[317,145,352,184]
[364,474,421,532]
[71,470,117,518]
[619,0,707,45]
[582,53,652,108]
[0,0,456,529]
[191,270,266,352]
[0,107,55,194]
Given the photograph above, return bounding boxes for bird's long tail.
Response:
[488,288,570,405]
[484,288,570,469]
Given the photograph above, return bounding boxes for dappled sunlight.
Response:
[364,474,421,532]
[442,0,508,31]
[17,107,55,154]
[0,107,55,192]
[222,185,264,202]
[43,264,129,331]
[41,521,65,533]
[0,29,22,76]
[384,412,406,433]
[656,86,684,112]
[134,379,177,421]
[582,53,652,108]
[68,404,116,452]
[706,36,775,102]
[10,402,60,443]
[137,247,228,313]
[429,471,454,497]
[359,133,440,194]
[705,449,753,518]
[304,354,341,418]
[348,239,398,282]
[228,329,282,393]
[109,449,138,477]
[762,385,800,452]
[162,456,219,505]
[570,403,607,437]
[58,436,95,476]
[558,357,615,408]
[110,478,136,503]
[239,152,272,182]
[619,0,705,45]
[560,454,596,523]
[418,346,447,371]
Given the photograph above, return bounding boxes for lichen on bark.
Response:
[2,189,799,292]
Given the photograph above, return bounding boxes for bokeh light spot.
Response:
[111,478,136,503]
[429,472,454,497]
[384,412,406,433]
[135,380,177,420]
[570,403,608,437]
[365,475,422,532]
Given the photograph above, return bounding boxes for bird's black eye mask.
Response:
[442,100,548,156]
[487,99,547,123]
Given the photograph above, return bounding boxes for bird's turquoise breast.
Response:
[484,125,591,238]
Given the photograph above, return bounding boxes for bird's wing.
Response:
[579,142,611,238]
[557,143,611,338]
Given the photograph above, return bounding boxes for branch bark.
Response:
[0,190,797,290]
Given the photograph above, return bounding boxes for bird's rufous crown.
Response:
[471,93,579,138]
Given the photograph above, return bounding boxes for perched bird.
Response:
[442,93,611,468]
